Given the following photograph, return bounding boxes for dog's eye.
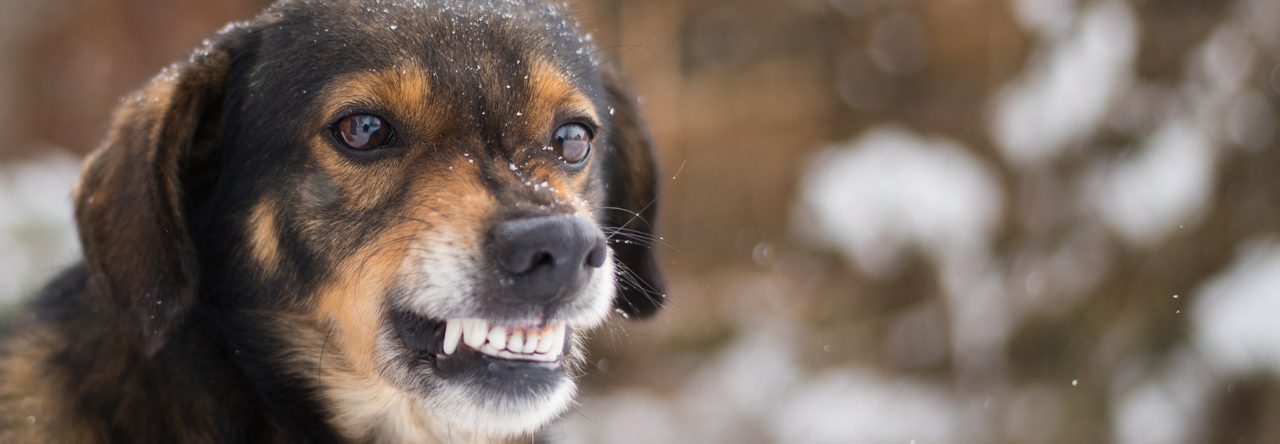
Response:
[332,114,394,150]
[552,123,592,164]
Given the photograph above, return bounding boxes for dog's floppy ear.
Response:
[74,26,250,355]
[600,68,666,319]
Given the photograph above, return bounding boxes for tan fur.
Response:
[0,330,93,443]
[248,198,282,275]
[521,57,602,198]
[306,132,412,213]
[526,58,600,125]
[308,62,443,212]
[309,155,496,373]
[318,62,437,132]
[413,157,501,225]
[311,232,405,376]
[302,71,505,389]
[274,314,513,444]
[295,157,508,442]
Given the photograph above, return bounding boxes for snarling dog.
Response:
[0,0,663,441]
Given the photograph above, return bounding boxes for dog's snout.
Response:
[492,215,605,301]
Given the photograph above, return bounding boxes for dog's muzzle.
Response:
[490,215,608,304]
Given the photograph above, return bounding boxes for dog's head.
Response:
[72,0,663,438]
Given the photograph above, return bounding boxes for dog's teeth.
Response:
[522,330,540,353]
[476,342,557,362]
[535,326,556,354]
[458,319,472,347]
[487,325,508,349]
[508,330,524,352]
[440,319,566,360]
[551,323,566,356]
[442,319,462,355]
[471,319,490,348]
[463,319,488,348]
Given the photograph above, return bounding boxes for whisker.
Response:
[613,259,663,299]
[602,228,678,251]
[317,323,333,387]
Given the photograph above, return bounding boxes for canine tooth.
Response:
[508,330,524,352]
[442,319,462,355]
[522,330,540,353]
[488,325,508,350]
[463,319,488,348]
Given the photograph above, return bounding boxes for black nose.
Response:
[491,215,607,302]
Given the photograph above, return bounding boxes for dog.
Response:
[0,0,664,441]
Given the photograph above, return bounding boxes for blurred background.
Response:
[2,0,1279,442]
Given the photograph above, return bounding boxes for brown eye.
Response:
[552,123,592,164]
[332,114,393,150]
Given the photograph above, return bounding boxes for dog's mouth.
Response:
[391,309,572,370]
[386,308,584,433]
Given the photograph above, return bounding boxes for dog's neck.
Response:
[14,264,339,442]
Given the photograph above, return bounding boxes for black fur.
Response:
[0,0,662,441]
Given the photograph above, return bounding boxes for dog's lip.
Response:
[389,309,573,365]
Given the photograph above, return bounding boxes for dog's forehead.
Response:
[251,0,603,101]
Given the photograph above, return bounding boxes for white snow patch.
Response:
[1194,23,1255,96]
[552,390,683,444]
[0,151,81,306]
[769,370,961,444]
[1192,237,1280,374]
[792,125,1003,277]
[1223,91,1276,151]
[1235,0,1280,46]
[1111,350,1212,444]
[555,314,966,442]
[1011,0,1078,36]
[553,319,803,443]
[1085,119,1214,248]
[1000,385,1069,443]
[939,257,1012,381]
[991,0,1137,168]
[678,321,802,439]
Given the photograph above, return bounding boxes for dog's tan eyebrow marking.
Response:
[310,65,435,214]
[525,58,599,124]
[319,62,436,129]
[248,198,282,275]
[507,58,604,206]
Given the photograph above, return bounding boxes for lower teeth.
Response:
[477,343,559,362]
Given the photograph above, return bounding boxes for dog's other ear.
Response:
[74,25,251,355]
[600,68,666,319]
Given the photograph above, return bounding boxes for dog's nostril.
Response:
[530,251,555,271]
[585,238,606,269]
[491,215,603,301]
[498,247,560,276]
